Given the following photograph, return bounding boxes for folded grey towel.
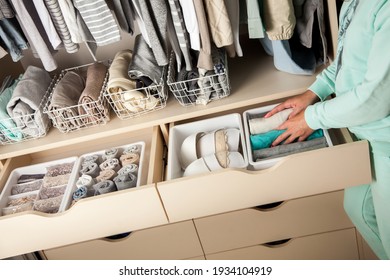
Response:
[6,66,52,137]
[128,34,163,85]
[48,71,85,131]
[254,137,328,161]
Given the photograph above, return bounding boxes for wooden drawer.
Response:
[195,191,353,254]
[43,221,204,260]
[157,128,371,222]
[206,228,359,260]
[0,127,168,259]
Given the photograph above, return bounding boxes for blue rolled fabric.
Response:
[250,129,324,150]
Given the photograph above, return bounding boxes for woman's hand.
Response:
[264,90,319,119]
[264,90,319,146]
[271,110,314,146]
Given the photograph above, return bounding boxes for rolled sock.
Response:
[72,186,88,201]
[76,174,95,188]
[80,162,100,178]
[113,173,137,190]
[119,153,139,166]
[93,180,116,195]
[118,164,138,176]
[99,158,121,172]
[123,144,141,155]
[82,155,99,167]
[102,148,119,161]
[96,169,117,182]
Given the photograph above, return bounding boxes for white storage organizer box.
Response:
[243,104,333,170]
[64,142,145,210]
[167,113,248,180]
[0,157,78,216]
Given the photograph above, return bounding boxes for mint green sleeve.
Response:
[308,60,337,101]
[305,4,390,130]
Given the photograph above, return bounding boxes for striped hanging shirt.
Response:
[73,0,121,46]
[43,0,79,53]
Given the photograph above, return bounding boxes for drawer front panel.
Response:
[43,221,204,260]
[195,191,353,254]
[158,140,371,222]
[0,127,168,259]
[206,228,359,260]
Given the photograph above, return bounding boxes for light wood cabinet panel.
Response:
[206,229,359,260]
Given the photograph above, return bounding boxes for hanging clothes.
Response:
[132,0,169,66]
[42,0,79,53]
[73,0,121,47]
[0,45,7,59]
[0,0,14,19]
[167,0,193,71]
[263,0,296,40]
[111,0,135,35]
[31,0,62,50]
[245,0,265,39]
[10,0,57,71]
[193,0,213,70]
[178,0,200,51]
[225,0,243,57]
[204,0,233,48]
[0,18,29,62]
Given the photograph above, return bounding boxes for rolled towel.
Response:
[113,173,137,190]
[80,162,100,178]
[119,153,139,166]
[118,164,138,176]
[102,148,119,161]
[48,71,85,131]
[6,66,52,137]
[96,169,117,182]
[248,108,293,135]
[93,180,116,195]
[77,62,108,122]
[99,158,121,172]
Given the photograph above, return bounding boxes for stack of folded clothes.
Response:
[247,108,328,161]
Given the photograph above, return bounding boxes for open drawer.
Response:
[0,127,168,259]
[157,125,371,222]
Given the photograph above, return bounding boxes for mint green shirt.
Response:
[305,0,390,144]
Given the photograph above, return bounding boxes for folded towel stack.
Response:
[46,62,109,133]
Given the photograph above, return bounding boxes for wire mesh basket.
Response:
[167,50,231,106]
[103,66,168,120]
[43,62,111,133]
[0,78,54,145]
